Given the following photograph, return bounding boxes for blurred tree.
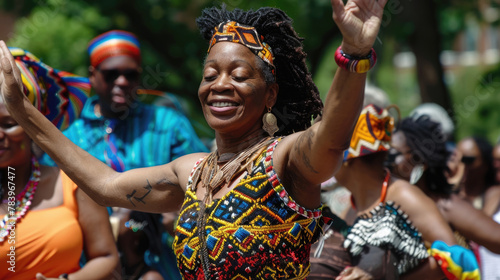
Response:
[2,0,499,142]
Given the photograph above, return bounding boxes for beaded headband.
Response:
[208,21,275,77]
[344,104,394,161]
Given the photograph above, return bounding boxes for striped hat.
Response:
[87,30,141,67]
[10,47,91,131]
[344,104,395,161]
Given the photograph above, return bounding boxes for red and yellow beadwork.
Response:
[173,138,323,279]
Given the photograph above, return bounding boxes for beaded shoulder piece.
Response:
[343,201,429,274]
[263,138,322,218]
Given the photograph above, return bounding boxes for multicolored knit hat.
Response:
[87,30,141,68]
[344,104,394,161]
[10,47,91,131]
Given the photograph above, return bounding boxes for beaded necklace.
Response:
[191,136,274,279]
[0,156,41,242]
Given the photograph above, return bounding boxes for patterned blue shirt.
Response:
[41,95,208,169]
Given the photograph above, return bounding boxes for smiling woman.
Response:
[0,0,387,279]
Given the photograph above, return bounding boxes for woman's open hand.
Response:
[331,0,388,56]
[0,41,25,105]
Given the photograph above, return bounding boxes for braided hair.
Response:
[397,115,454,195]
[196,5,323,136]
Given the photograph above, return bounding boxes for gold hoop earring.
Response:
[262,107,278,137]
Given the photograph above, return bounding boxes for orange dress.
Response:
[0,171,83,279]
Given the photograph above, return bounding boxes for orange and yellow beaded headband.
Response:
[208,21,275,77]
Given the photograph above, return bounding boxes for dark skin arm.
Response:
[68,189,121,280]
[438,193,500,253]
[274,0,388,209]
[389,180,456,247]
[483,185,500,217]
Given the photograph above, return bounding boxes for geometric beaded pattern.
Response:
[345,104,394,161]
[173,138,323,279]
[343,201,429,275]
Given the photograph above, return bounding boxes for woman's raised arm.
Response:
[284,0,388,186]
[0,40,196,213]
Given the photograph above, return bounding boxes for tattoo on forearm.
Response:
[126,190,138,207]
[125,180,153,207]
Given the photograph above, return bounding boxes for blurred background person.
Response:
[0,48,119,280]
[484,139,500,217]
[390,115,500,256]
[477,138,500,280]
[456,136,496,210]
[317,104,478,280]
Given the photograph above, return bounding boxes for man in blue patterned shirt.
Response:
[41,29,208,170]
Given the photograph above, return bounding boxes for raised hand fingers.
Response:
[377,0,389,11]
[0,41,15,74]
[331,0,346,22]
[0,41,23,84]
[0,40,24,101]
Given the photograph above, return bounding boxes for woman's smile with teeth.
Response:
[212,102,238,107]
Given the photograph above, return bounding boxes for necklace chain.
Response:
[0,156,41,242]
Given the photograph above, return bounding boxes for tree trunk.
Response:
[401,0,454,119]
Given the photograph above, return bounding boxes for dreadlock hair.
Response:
[397,115,454,195]
[196,5,323,136]
[470,136,496,187]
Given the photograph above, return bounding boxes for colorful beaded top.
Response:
[173,138,323,279]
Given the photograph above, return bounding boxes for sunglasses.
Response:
[461,155,477,165]
[98,68,141,82]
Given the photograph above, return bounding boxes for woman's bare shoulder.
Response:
[387,179,425,201]
[386,179,436,214]
[172,152,210,188]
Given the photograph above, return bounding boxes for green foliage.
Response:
[7,1,109,76]
[452,65,500,143]
[5,0,500,143]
